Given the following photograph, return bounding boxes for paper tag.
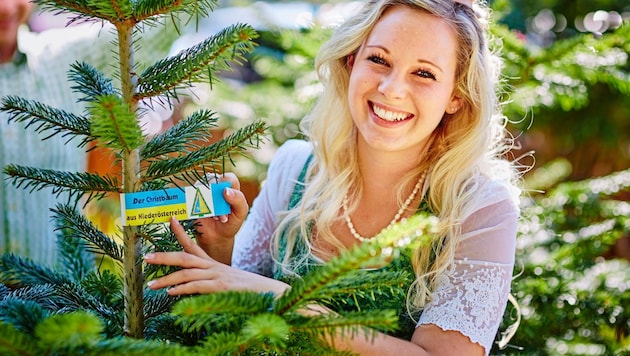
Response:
[120,182,231,226]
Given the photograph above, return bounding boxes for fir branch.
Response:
[34,311,104,350]
[313,269,410,303]
[132,0,217,25]
[172,291,276,332]
[33,0,121,24]
[241,313,290,348]
[275,214,438,315]
[555,168,630,198]
[0,254,71,287]
[70,336,188,356]
[68,61,118,102]
[3,284,60,310]
[94,0,134,22]
[0,322,40,356]
[56,232,96,281]
[296,309,399,342]
[89,94,144,151]
[143,313,182,342]
[0,298,50,335]
[135,23,258,102]
[81,270,124,307]
[141,109,219,160]
[591,67,630,96]
[52,283,121,330]
[144,120,266,184]
[1,95,93,148]
[143,290,177,319]
[52,204,124,262]
[194,332,248,356]
[172,291,274,321]
[4,165,120,204]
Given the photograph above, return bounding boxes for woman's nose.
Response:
[377,71,408,100]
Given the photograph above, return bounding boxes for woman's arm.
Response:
[326,324,484,356]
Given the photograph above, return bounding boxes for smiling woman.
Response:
[145,1,522,355]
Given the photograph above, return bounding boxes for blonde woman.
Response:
[146,0,521,354]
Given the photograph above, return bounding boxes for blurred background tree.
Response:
[494,0,630,181]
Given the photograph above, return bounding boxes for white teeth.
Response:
[372,103,409,122]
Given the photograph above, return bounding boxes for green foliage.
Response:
[0,213,440,355]
[137,24,259,101]
[497,164,630,354]
[495,21,630,179]
[90,94,144,151]
[35,311,103,348]
[0,95,93,147]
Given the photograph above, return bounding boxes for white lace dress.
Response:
[232,140,519,354]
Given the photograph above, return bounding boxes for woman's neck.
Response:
[356,142,425,190]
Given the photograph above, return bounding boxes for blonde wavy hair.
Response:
[271,0,517,312]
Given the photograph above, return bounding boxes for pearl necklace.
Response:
[342,171,427,242]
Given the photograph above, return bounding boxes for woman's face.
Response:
[347,6,461,157]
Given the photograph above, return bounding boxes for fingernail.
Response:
[144,253,155,261]
[147,280,155,288]
[220,215,229,223]
[225,188,234,197]
[171,216,180,225]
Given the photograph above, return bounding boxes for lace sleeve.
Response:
[231,140,312,277]
[418,192,519,355]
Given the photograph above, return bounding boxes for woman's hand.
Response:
[144,217,289,296]
[193,173,249,264]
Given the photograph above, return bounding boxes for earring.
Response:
[449,107,458,114]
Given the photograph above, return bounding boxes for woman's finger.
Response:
[144,250,208,269]
[170,217,209,258]
[223,187,249,221]
[146,267,222,291]
[165,280,230,296]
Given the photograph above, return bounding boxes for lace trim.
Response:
[417,260,512,354]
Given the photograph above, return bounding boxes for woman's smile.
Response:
[370,101,414,123]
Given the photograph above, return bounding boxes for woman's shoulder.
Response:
[275,139,313,157]
[465,172,521,216]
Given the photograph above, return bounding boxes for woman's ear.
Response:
[346,54,355,69]
[446,95,463,114]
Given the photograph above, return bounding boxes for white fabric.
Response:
[232,139,519,354]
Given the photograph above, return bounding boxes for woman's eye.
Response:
[416,70,436,80]
[367,55,387,65]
